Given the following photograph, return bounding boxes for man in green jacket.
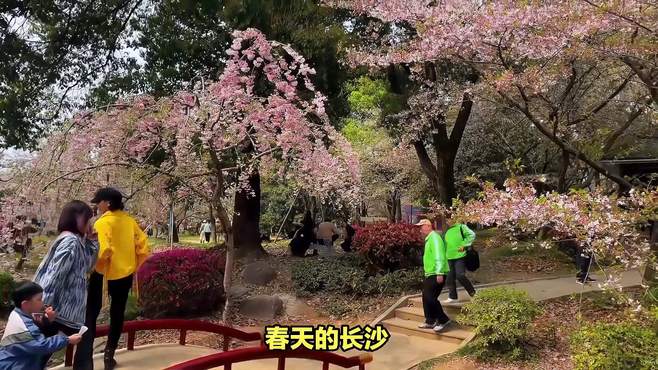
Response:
[416,219,452,332]
[443,221,477,303]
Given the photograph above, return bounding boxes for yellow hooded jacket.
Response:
[94,210,149,280]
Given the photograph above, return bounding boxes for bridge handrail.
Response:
[163,345,373,370]
[64,319,262,366]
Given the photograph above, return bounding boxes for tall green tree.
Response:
[1,0,144,149]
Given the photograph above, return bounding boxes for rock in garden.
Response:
[229,285,250,299]
[239,295,283,320]
[277,294,318,318]
[242,260,277,286]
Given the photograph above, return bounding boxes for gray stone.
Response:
[277,294,318,318]
[229,285,250,299]
[242,260,277,286]
[239,295,284,320]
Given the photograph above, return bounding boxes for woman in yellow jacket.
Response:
[77,188,149,370]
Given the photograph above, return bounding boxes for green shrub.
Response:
[643,284,658,309]
[291,254,365,296]
[457,287,542,361]
[650,306,658,332]
[124,293,140,321]
[570,322,658,370]
[324,297,353,317]
[0,272,15,311]
[588,289,628,310]
[358,269,424,296]
[291,254,422,297]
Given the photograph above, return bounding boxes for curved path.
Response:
[50,344,216,369]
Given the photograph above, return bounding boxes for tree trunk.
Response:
[412,93,472,207]
[386,192,396,223]
[558,150,570,193]
[208,204,217,244]
[233,171,265,260]
[436,150,457,206]
[385,190,403,223]
[213,196,234,323]
[394,194,402,223]
[172,222,179,243]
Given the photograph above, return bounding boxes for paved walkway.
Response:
[50,344,216,370]
[50,270,643,370]
[443,269,643,303]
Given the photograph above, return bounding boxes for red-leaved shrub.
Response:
[353,223,423,271]
[138,248,226,318]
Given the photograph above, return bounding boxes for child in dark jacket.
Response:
[0,281,82,370]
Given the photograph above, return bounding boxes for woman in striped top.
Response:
[33,200,98,369]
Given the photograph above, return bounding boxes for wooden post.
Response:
[127,331,135,350]
[65,345,74,366]
[179,329,187,345]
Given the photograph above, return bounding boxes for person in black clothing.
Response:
[290,227,311,256]
[341,223,356,252]
[541,223,596,285]
[289,211,317,257]
[576,243,596,284]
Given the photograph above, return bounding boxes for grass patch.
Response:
[486,241,570,261]
[149,233,216,249]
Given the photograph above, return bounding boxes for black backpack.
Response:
[459,225,480,272]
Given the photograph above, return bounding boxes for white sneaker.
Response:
[433,320,452,332]
[442,298,458,304]
[418,322,435,329]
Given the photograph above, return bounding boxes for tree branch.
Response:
[499,89,633,191]
[412,140,437,180]
[601,99,650,154]
[580,0,655,34]
[449,92,474,147]
[569,72,634,126]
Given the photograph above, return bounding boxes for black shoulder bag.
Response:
[461,225,480,272]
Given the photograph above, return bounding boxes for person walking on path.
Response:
[200,220,212,243]
[415,219,452,333]
[78,188,150,370]
[576,243,596,285]
[442,221,477,303]
[33,201,98,369]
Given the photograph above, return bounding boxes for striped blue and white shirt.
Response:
[33,232,99,326]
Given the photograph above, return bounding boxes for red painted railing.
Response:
[164,346,373,370]
[64,319,262,366]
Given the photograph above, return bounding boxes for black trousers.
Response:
[204,232,211,242]
[447,257,476,299]
[422,275,450,325]
[76,272,133,370]
[576,251,593,278]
